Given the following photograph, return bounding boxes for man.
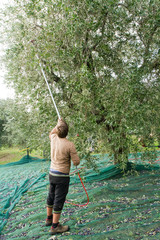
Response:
[46,118,80,235]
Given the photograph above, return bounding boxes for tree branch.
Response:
[41,59,61,83]
[92,12,108,51]
[139,23,159,71]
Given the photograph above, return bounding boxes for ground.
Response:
[0,153,160,240]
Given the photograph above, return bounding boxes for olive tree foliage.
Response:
[0,99,24,147]
[0,98,50,155]
[0,99,10,147]
[1,0,160,169]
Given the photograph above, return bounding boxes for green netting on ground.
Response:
[0,153,160,240]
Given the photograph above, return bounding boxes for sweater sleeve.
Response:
[70,142,80,166]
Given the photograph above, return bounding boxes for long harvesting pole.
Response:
[36,55,61,119]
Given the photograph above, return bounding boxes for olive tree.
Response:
[1,0,160,169]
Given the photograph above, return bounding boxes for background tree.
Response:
[2,97,52,157]
[0,99,9,147]
[1,0,160,169]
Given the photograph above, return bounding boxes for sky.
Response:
[0,72,15,100]
[0,0,15,100]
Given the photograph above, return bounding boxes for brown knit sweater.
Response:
[50,134,80,174]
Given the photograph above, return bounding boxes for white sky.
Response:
[0,0,15,100]
[0,72,15,100]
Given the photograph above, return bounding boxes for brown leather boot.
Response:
[50,223,69,235]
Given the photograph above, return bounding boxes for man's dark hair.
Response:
[57,120,68,138]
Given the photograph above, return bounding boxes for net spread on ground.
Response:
[0,153,160,239]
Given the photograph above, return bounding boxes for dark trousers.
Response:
[47,174,70,213]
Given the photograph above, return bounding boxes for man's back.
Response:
[50,134,80,174]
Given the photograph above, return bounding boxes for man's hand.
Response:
[58,118,63,124]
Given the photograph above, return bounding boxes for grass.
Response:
[0,147,43,165]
